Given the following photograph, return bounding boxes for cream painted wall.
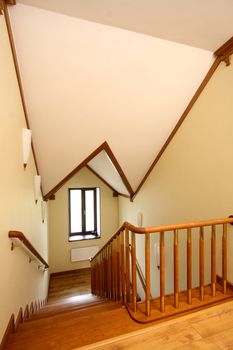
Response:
[0,15,49,343]
[49,167,119,273]
[119,58,233,298]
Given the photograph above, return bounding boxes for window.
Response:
[68,187,100,241]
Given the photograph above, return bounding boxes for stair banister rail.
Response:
[8,231,49,270]
[90,217,233,322]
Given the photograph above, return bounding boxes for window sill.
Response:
[69,234,100,242]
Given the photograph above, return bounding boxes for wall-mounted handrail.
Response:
[90,216,233,322]
[8,231,49,270]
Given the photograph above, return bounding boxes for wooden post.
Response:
[211,225,216,297]
[131,232,137,313]
[90,259,93,294]
[103,247,107,298]
[187,228,192,304]
[113,239,117,300]
[160,231,165,312]
[222,223,227,294]
[110,240,114,299]
[108,243,112,299]
[91,259,95,294]
[125,229,131,303]
[100,251,103,297]
[199,227,204,301]
[174,229,179,308]
[121,231,125,304]
[96,256,99,296]
[145,233,151,316]
[117,234,121,301]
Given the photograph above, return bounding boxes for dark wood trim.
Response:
[14,307,23,332]
[86,165,131,199]
[50,267,91,277]
[6,0,16,4]
[29,302,34,316]
[0,297,47,350]
[214,36,233,65]
[3,5,42,187]
[0,314,14,350]
[8,231,49,268]
[104,142,134,196]
[44,141,133,200]
[86,165,118,194]
[132,58,221,199]
[0,1,4,14]
[44,142,107,200]
[23,304,29,321]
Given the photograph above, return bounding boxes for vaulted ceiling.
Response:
[7,1,233,198]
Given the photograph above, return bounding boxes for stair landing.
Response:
[127,283,233,323]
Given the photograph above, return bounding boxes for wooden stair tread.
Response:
[26,300,120,323]
[29,295,104,320]
[5,302,147,350]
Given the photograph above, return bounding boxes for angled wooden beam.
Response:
[0,0,4,14]
[104,142,134,197]
[6,0,17,5]
[44,141,133,200]
[0,0,16,15]
[214,36,233,65]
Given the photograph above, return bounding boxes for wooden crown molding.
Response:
[3,5,42,191]
[0,0,4,14]
[44,141,133,200]
[0,0,16,15]
[214,36,233,66]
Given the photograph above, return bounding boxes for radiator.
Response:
[70,246,99,262]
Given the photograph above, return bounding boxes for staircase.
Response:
[91,217,233,323]
[4,270,146,350]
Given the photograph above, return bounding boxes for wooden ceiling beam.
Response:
[6,0,16,4]
[0,0,4,14]
[214,36,233,66]
[0,1,16,15]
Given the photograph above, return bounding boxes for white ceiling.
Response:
[8,2,232,197]
[17,0,233,51]
[87,151,130,196]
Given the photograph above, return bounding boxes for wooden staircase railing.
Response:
[90,217,233,323]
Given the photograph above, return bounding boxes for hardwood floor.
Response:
[76,300,233,349]
[48,268,91,300]
[4,269,233,349]
[4,269,148,350]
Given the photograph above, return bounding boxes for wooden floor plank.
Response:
[5,269,233,350]
[205,327,233,349]
[77,301,233,350]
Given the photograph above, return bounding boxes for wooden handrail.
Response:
[91,217,233,260]
[8,231,49,269]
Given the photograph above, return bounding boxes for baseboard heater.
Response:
[71,246,99,262]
